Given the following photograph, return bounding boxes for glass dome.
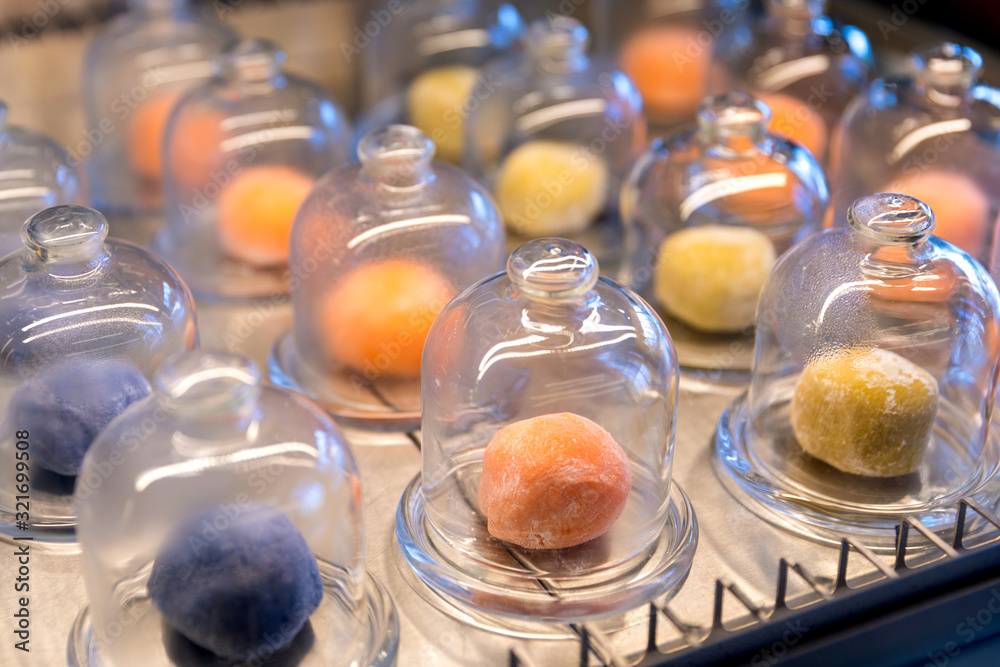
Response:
[269,125,505,431]
[155,38,352,301]
[619,92,828,385]
[463,16,645,261]
[592,0,754,131]
[707,0,873,164]
[716,193,1000,546]
[0,102,88,256]
[69,350,398,667]
[355,0,524,165]
[82,0,237,218]
[396,238,697,627]
[830,43,1000,265]
[0,205,197,543]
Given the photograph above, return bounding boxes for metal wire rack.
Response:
[506,500,1000,666]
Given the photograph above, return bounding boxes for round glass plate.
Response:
[715,390,1000,551]
[394,473,697,630]
[68,569,399,667]
[268,331,420,432]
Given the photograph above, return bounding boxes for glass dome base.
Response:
[660,314,755,389]
[268,332,420,432]
[394,473,697,627]
[152,229,291,303]
[715,391,1000,551]
[68,570,399,667]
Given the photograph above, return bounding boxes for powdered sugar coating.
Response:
[791,348,940,477]
[478,412,632,550]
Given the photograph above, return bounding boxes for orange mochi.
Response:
[217,165,314,267]
[884,170,990,259]
[319,260,455,377]
[620,25,711,117]
[757,92,828,160]
[168,108,227,189]
[478,412,632,550]
[128,90,182,182]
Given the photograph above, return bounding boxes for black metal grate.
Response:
[507,499,1000,666]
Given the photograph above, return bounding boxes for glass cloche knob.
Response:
[358,125,435,188]
[912,42,982,97]
[697,92,772,150]
[848,192,935,244]
[507,238,599,298]
[224,38,285,85]
[22,205,108,264]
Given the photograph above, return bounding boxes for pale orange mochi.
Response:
[884,170,990,259]
[756,92,828,160]
[319,260,455,377]
[217,166,315,267]
[128,90,182,182]
[478,412,632,550]
[168,108,227,188]
[620,25,711,117]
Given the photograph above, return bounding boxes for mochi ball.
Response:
[319,260,455,377]
[148,504,323,661]
[406,65,479,165]
[654,224,776,333]
[10,359,151,476]
[791,348,940,477]
[217,165,315,267]
[478,412,632,550]
[495,140,609,237]
[619,25,711,117]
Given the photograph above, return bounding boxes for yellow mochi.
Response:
[791,348,940,477]
[495,140,609,237]
[653,224,776,333]
[406,65,479,164]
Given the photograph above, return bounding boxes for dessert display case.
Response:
[355,0,524,165]
[6,2,1000,667]
[716,192,1000,546]
[592,0,754,132]
[707,0,874,165]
